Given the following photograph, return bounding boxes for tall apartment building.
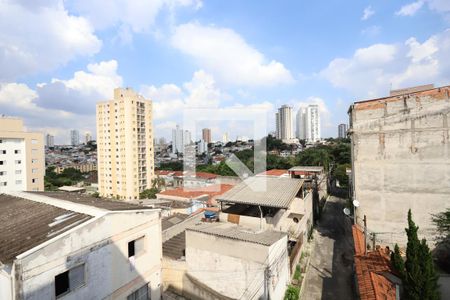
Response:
[172,125,191,154]
[202,128,211,144]
[296,105,321,142]
[338,123,348,138]
[349,84,450,246]
[222,132,229,144]
[85,132,92,144]
[96,88,155,200]
[0,117,44,192]
[70,129,79,146]
[276,105,294,140]
[46,134,54,148]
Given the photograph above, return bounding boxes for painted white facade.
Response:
[296,105,321,142]
[276,105,294,140]
[0,138,26,192]
[1,193,162,300]
[70,130,79,146]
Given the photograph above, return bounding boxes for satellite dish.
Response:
[353,200,360,207]
[343,208,351,216]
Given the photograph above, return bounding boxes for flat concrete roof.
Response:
[288,166,324,172]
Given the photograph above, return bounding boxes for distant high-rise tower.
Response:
[96,88,155,200]
[46,134,54,148]
[70,130,79,146]
[172,125,191,154]
[275,105,294,140]
[296,104,321,142]
[338,124,347,138]
[0,117,44,192]
[85,132,92,144]
[202,128,211,144]
[222,132,229,144]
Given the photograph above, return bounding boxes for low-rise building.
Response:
[54,163,97,174]
[0,191,162,300]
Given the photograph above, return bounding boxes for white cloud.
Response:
[396,1,424,16]
[321,29,450,98]
[141,69,222,120]
[0,0,101,81]
[170,22,294,87]
[361,25,381,37]
[362,6,375,20]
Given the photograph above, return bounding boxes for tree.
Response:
[403,209,439,300]
[390,244,405,277]
[140,177,165,199]
[432,208,450,272]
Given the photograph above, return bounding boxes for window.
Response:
[14,150,20,154]
[55,264,85,298]
[32,168,38,174]
[1,150,5,154]
[15,160,21,164]
[32,159,38,163]
[31,139,38,144]
[127,284,148,300]
[15,170,21,175]
[0,171,5,176]
[0,161,4,165]
[0,182,7,186]
[128,236,145,258]
[32,178,37,183]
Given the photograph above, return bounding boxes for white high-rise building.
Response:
[275,105,294,140]
[46,134,54,148]
[85,132,92,144]
[70,130,79,146]
[338,123,348,138]
[222,132,229,144]
[171,125,192,154]
[197,139,208,154]
[296,104,321,142]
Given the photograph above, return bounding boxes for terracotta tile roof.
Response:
[260,169,289,177]
[191,172,217,179]
[352,226,397,300]
[158,184,234,202]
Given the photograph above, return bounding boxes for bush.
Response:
[284,285,299,300]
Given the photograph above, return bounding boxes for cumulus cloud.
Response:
[396,1,425,16]
[321,29,450,98]
[0,0,101,81]
[361,6,375,20]
[170,22,294,87]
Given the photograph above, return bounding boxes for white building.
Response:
[0,117,44,193]
[46,134,54,148]
[171,125,192,154]
[197,139,208,155]
[338,123,347,138]
[276,105,294,141]
[70,130,79,146]
[85,132,92,144]
[0,192,162,300]
[296,105,321,142]
[222,132,229,144]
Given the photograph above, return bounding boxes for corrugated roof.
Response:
[0,194,92,264]
[162,213,190,231]
[288,166,324,172]
[216,177,303,209]
[187,223,286,246]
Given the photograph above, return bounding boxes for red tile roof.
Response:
[260,169,289,177]
[158,184,234,203]
[352,225,397,300]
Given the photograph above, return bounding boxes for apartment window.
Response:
[0,161,4,165]
[0,171,5,176]
[15,170,21,175]
[14,150,20,154]
[15,160,21,164]
[32,159,38,163]
[15,180,22,185]
[54,264,85,298]
[127,284,148,300]
[32,168,38,174]
[128,236,145,258]
[32,178,37,183]
[0,182,7,186]
[31,139,38,144]
[1,150,5,154]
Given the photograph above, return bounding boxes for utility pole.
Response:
[363,215,367,255]
[371,232,376,251]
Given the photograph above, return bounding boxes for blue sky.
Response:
[1,0,449,144]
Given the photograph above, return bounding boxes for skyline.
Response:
[1,0,450,144]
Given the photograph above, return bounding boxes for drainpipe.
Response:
[258,205,263,231]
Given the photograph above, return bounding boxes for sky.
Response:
[1,0,450,144]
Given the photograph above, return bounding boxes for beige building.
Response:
[96,88,155,200]
[0,117,44,192]
[348,84,450,246]
[55,163,97,174]
[201,128,211,144]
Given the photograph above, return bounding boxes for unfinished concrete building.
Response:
[348,85,450,246]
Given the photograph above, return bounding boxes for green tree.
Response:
[404,210,439,300]
[432,208,450,272]
[333,163,351,187]
[284,285,299,300]
[390,244,405,277]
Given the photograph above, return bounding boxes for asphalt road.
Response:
[301,196,355,300]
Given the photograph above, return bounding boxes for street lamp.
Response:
[353,199,360,225]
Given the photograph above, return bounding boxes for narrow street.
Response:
[301,196,355,300]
